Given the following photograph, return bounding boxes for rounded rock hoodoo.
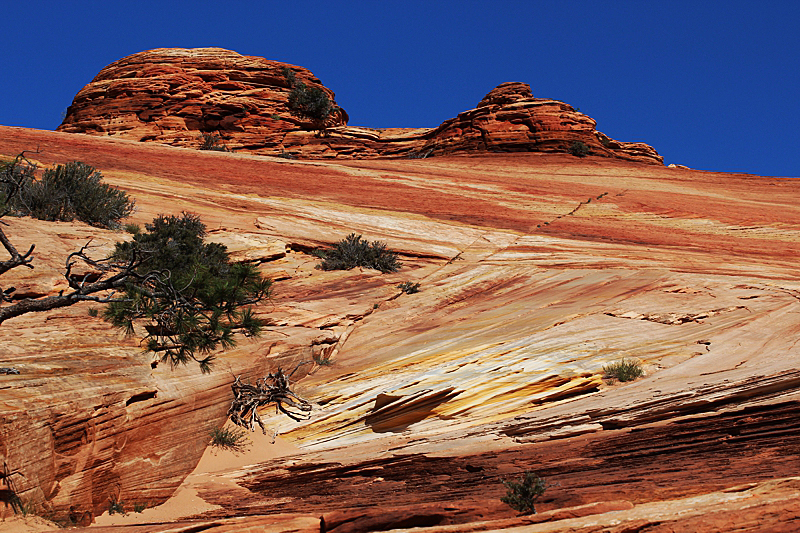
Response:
[58,47,348,152]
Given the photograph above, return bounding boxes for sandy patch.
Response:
[0,515,59,532]
[92,423,300,527]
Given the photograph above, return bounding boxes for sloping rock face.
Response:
[58,48,662,164]
[0,126,797,531]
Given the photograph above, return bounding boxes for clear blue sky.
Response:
[2,1,798,176]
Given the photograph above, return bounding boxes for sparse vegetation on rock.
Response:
[107,497,125,516]
[501,471,548,515]
[276,150,296,160]
[403,148,434,159]
[313,352,333,366]
[0,153,141,325]
[569,140,591,157]
[603,358,644,382]
[0,154,35,215]
[198,132,229,152]
[398,281,421,294]
[316,233,400,273]
[209,426,250,453]
[104,212,272,373]
[1,158,134,229]
[283,67,339,134]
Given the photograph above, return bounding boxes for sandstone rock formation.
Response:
[0,126,797,531]
[58,48,662,164]
[57,47,348,150]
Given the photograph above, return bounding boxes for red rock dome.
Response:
[58,47,347,148]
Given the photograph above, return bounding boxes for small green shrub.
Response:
[87,307,98,317]
[569,141,591,157]
[198,133,228,152]
[283,68,338,131]
[133,502,147,513]
[398,281,421,294]
[10,161,135,228]
[603,358,644,382]
[108,498,125,515]
[501,471,547,515]
[313,353,333,366]
[14,498,36,517]
[317,233,400,273]
[209,426,250,453]
[0,156,36,215]
[123,223,141,235]
[276,150,296,160]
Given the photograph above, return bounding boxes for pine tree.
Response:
[104,213,271,373]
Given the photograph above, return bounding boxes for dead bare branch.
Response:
[228,368,312,435]
[0,239,146,325]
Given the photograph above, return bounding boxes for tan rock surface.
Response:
[0,125,798,531]
[57,48,662,164]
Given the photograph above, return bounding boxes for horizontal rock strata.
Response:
[57,47,347,149]
[58,48,662,164]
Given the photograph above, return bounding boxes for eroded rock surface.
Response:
[57,48,662,164]
[57,47,347,150]
[0,126,797,531]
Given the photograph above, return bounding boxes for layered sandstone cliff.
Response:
[58,48,662,164]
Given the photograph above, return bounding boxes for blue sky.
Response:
[1,1,798,176]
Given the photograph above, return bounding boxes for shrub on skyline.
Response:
[283,67,338,132]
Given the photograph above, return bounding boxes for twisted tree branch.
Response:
[228,367,312,435]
